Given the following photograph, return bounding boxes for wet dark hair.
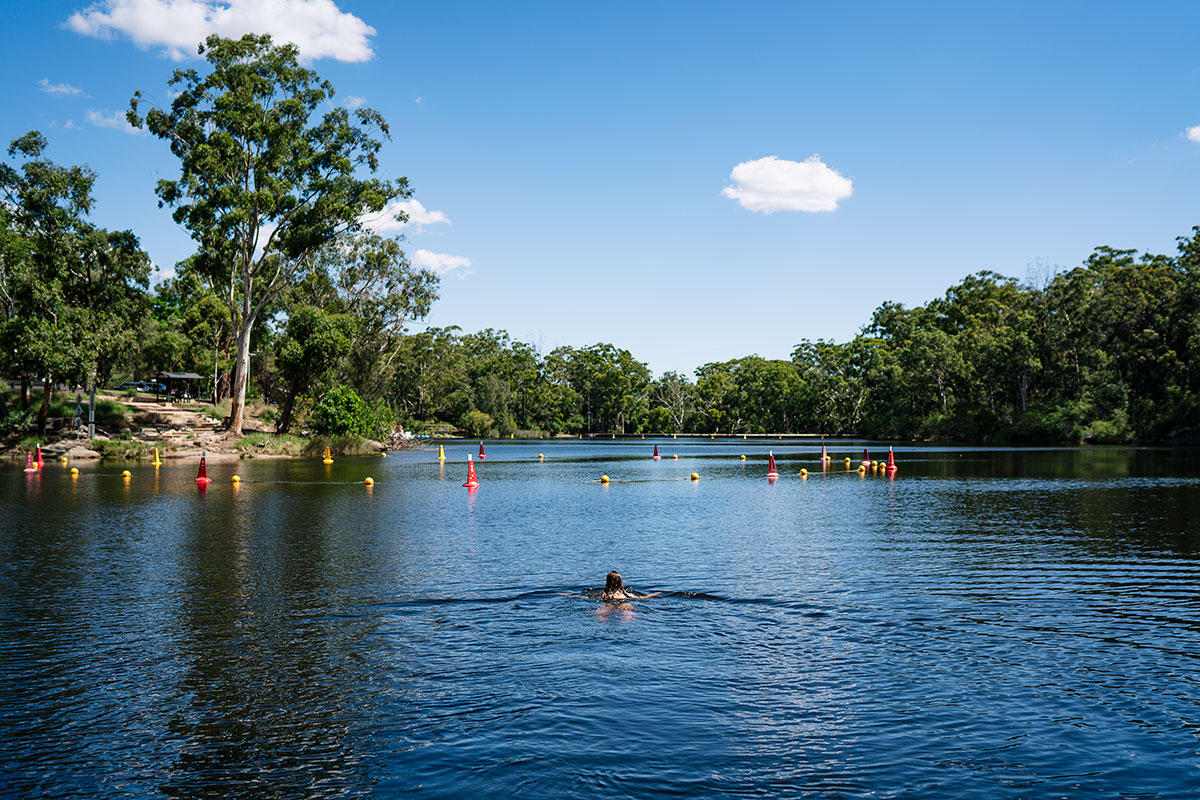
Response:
[603,571,624,597]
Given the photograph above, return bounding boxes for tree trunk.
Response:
[37,376,51,436]
[276,378,303,435]
[227,320,253,435]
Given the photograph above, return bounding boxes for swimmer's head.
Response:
[604,571,624,596]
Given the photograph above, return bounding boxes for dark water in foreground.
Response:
[3,441,1200,798]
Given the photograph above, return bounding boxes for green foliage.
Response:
[288,231,439,405]
[1,131,151,432]
[460,409,495,438]
[2,407,34,437]
[96,399,133,426]
[274,304,355,433]
[235,433,308,456]
[88,438,154,460]
[310,385,392,439]
[302,435,381,457]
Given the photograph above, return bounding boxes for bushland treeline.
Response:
[386,230,1200,443]
[2,34,1197,444]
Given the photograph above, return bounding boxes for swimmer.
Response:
[559,571,663,603]
[595,571,662,602]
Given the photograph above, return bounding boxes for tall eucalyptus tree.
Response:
[129,33,407,434]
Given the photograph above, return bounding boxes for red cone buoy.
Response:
[22,451,37,473]
[463,454,480,488]
[861,447,870,467]
[652,444,661,461]
[886,447,898,473]
[478,442,487,459]
[767,450,779,479]
[35,444,44,470]
[195,451,212,486]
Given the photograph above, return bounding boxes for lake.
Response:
[3,440,1199,798]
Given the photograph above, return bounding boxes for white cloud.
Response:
[413,249,471,278]
[65,0,376,62]
[151,260,176,284]
[343,95,365,110]
[86,108,142,135]
[721,155,853,213]
[39,78,84,96]
[1186,125,1200,144]
[361,199,451,235]
[64,120,81,129]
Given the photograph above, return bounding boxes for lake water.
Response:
[3,440,1200,798]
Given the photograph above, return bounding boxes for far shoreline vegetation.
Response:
[3,34,1199,457]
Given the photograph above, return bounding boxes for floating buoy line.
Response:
[35,447,899,492]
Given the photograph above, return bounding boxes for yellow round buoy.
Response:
[857,465,866,474]
[122,470,131,478]
[381,451,387,458]
[800,468,808,477]
[740,454,746,461]
[844,456,851,463]
[60,456,68,464]
[231,475,240,483]
[672,454,678,460]
[600,475,610,484]
[538,454,544,460]
[70,467,79,476]
[690,472,700,481]
[364,477,374,486]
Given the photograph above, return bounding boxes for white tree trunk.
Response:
[227,318,253,435]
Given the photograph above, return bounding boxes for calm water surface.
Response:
[3,441,1199,798]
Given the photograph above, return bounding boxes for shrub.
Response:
[460,409,494,438]
[236,433,308,456]
[303,435,380,457]
[88,438,154,460]
[1,407,34,437]
[94,399,133,427]
[310,386,392,439]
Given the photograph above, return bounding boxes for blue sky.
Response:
[3,1,1199,377]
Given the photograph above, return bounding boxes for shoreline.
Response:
[2,394,419,461]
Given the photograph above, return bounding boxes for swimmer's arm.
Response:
[633,591,663,598]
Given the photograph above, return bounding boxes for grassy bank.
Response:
[234,433,384,458]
